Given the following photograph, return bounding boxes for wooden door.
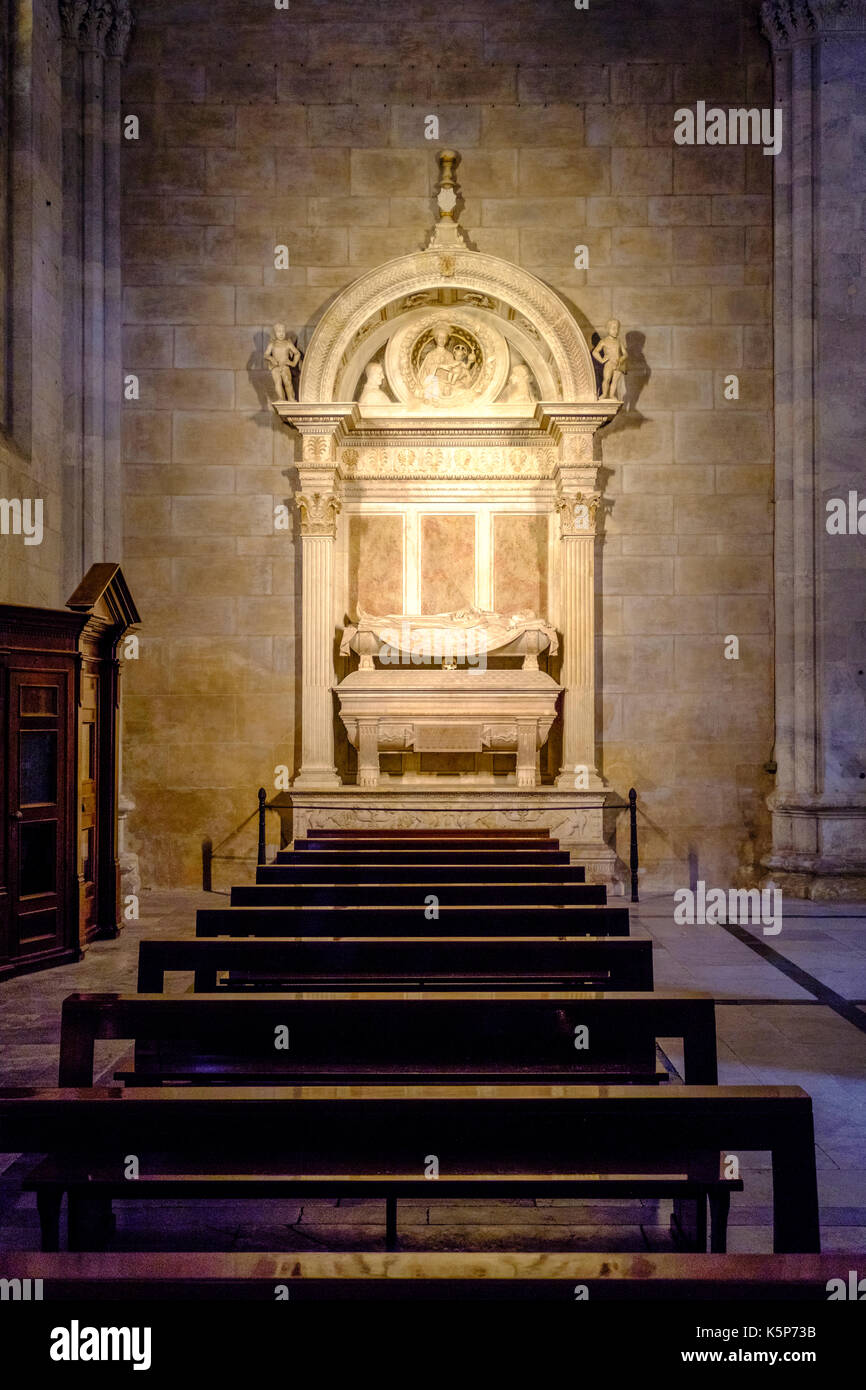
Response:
[78,669,99,942]
[7,668,73,965]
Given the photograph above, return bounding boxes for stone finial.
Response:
[762,0,866,47]
[436,149,460,222]
[296,492,341,537]
[426,149,472,251]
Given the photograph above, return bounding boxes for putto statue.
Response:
[265,323,301,402]
[592,318,627,401]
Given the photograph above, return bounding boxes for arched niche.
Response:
[299,247,598,406]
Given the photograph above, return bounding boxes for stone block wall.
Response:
[120,0,775,890]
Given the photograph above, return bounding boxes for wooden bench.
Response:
[231,881,608,907]
[1,1084,817,1253]
[274,849,572,865]
[256,863,589,885]
[196,904,631,938]
[57,990,717,1087]
[293,837,561,853]
[0,1250,840,1299]
[310,829,554,840]
[137,935,654,993]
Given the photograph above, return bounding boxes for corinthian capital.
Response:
[106,0,134,60]
[61,0,122,52]
[81,0,114,50]
[59,0,90,42]
[762,0,866,47]
[557,492,601,538]
[296,492,341,538]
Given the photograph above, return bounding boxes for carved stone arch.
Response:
[299,248,597,404]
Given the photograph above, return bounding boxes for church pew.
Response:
[276,839,569,861]
[311,829,554,839]
[136,935,653,993]
[57,990,716,1086]
[3,1084,818,1253]
[195,904,631,937]
[256,863,588,885]
[292,837,560,853]
[231,882,608,907]
[0,1250,841,1300]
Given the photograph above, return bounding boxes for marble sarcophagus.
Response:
[336,611,561,788]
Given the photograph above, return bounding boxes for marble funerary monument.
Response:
[273,152,620,880]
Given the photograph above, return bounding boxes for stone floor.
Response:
[2,887,865,1256]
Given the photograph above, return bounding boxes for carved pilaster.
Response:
[294,484,341,789]
[556,484,602,790]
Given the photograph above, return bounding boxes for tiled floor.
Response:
[2,887,865,1255]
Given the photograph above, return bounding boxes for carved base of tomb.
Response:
[284,787,621,888]
[336,668,560,791]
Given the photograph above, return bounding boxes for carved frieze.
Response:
[339,446,556,480]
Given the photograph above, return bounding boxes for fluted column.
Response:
[555,492,601,787]
[293,489,342,788]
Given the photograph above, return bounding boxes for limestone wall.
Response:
[120,0,775,889]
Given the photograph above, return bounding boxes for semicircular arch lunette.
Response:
[299,247,598,404]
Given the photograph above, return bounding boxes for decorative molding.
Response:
[761,0,866,46]
[295,492,341,537]
[561,433,595,465]
[339,446,556,480]
[301,434,336,464]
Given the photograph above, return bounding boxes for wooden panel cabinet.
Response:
[0,565,139,979]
